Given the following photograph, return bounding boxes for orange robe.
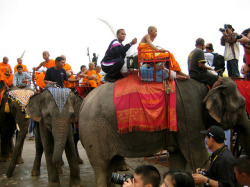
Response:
[87,70,97,88]
[0,62,13,86]
[138,43,181,72]
[96,73,103,86]
[36,59,55,89]
[63,63,76,88]
[14,64,28,73]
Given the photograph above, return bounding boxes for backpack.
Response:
[212,53,225,72]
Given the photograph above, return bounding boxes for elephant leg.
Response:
[0,135,12,162]
[168,150,187,170]
[6,127,27,178]
[64,133,83,186]
[31,122,43,176]
[74,128,83,164]
[39,125,60,185]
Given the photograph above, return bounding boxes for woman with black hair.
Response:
[160,170,195,187]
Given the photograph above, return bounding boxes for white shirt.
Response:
[205,52,214,67]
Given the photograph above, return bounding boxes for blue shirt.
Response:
[13,72,31,86]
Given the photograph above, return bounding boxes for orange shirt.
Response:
[0,62,13,86]
[63,63,76,88]
[87,70,97,88]
[96,73,103,86]
[14,64,28,73]
[43,59,55,68]
[138,43,181,72]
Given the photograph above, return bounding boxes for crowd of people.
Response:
[1,25,250,187]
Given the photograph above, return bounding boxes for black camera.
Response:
[219,28,225,32]
[111,172,134,185]
[234,34,242,40]
[198,170,207,176]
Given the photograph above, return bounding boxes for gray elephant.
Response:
[78,78,250,187]
[0,87,34,177]
[27,88,83,186]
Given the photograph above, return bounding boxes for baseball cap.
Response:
[200,126,226,143]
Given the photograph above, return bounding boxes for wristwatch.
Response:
[205,178,210,186]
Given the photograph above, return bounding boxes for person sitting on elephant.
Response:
[14,58,28,73]
[101,29,137,82]
[122,165,161,187]
[139,26,189,80]
[13,65,31,88]
[0,57,13,90]
[188,38,222,89]
[82,62,98,89]
[44,56,77,88]
[95,65,103,86]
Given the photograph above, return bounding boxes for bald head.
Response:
[148,26,157,34]
[43,51,50,61]
[89,62,95,70]
[95,65,101,73]
[17,58,23,64]
[3,57,9,64]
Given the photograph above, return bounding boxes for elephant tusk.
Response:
[98,18,116,38]
[16,123,20,131]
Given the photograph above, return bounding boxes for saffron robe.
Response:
[14,64,28,73]
[0,62,13,86]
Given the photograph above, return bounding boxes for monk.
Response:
[61,55,79,89]
[0,57,13,89]
[82,62,98,88]
[95,65,103,86]
[14,58,28,73]
[76,65,88,86]
[33,51,55,90]
[139,26,189,80]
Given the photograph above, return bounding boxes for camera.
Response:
[111,172,134,185]
[198,170,207,176]
[234,34,242,40]
[219,28,225,32]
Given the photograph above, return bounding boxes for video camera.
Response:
[198,169,207,176]
[111,172,134,186]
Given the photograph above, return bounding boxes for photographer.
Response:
[220,24,240,77]
[192,126,236,187]
[121,165,160,187]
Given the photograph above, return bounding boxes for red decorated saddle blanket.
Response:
[114,72,177,134]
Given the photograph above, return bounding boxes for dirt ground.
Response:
[0,138,170,187]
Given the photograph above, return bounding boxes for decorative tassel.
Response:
[25,114,30,119]
[4,102,10,113]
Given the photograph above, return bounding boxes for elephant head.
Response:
[203,78,250,155]
[26,90,83,164]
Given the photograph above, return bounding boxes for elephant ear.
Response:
[203,85,227,123]
[26,93,42,122]
[72,95,83,123]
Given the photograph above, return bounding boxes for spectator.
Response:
[161,170,195,187]
[233,156,250,186]
[188,38,222,89]
[122,165,161,187]
[238,28,250,79]
[192,126,237,187]
[13,65,31,87]
[220,24,240,77]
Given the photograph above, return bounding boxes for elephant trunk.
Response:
[237,109,250,156]
[52,121,70,166]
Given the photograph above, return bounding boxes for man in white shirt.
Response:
[13,65,31,87]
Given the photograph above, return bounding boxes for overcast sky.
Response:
[0,0,249,74]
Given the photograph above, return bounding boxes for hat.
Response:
[205,43,214,52]
[200,126,226,143]
[196,38,205,46]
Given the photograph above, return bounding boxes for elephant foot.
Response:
[17,156,24,164]
[0,157,11,162]
[78,157,83,164]
[31,169,40,176]
[48,182,60,187]
[57,166,63,175]
[69,178,83,187]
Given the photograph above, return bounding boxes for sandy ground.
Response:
[0,138,169,187]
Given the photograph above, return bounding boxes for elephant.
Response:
[78,77,250,187]
[26,88,83,186]
[0,87,34,178]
